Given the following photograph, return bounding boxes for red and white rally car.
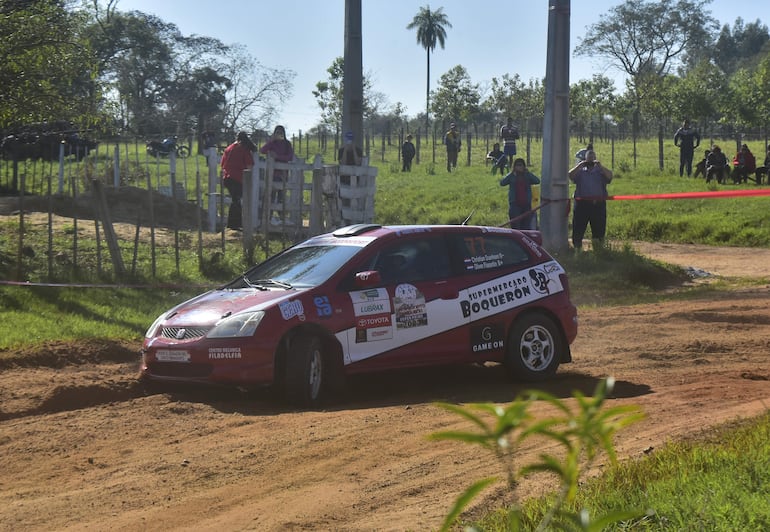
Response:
[141,224,578,406]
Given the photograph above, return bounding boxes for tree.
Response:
[312,57,385,131]
[165,66,230,143]
[752,52,770,134]
[714,18,770,75]
[217,44,295,138]
[85,3,293,138]
[574,0,718,165]
[669,60,727,132]
[406,5,452,134]
[0,0,100,128]
[483,74,545,134]
[569,75,617,140]
[86,7,179,134]
[430,65,480,125]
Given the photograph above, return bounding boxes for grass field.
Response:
[1,135,769,530]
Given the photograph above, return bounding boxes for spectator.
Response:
[575,142,594,164]
[443,122,461,172]
[500,158,540,230]
[731,144,756,184]
[259,125,294,163]
[674,119,701,177]
[694,148,710,179]
[706,145,728,184]
[338,130,363,166]
[568,149,613,250]
[486,142,507,175]
[500,117,519,168]
[401,134,415,172]
[220,131,257,230]
[260,125,295,225]
[754,146,770,185]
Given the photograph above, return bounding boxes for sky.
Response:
[115,0,766,134]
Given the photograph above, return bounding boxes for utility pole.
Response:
[540,0,571,254]
[343,0,364,151]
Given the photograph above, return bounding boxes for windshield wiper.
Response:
[242,275,267,290]
[251,278,293,290]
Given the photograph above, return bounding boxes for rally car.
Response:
[141,224,578,406]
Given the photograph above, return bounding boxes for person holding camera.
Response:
[568,149,613,250]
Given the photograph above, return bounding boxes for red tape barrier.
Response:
[607,188,770,201]
[501,187,770,228]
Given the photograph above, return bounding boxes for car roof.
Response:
[328,224,542,244]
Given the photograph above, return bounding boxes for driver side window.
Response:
[373,238,450,285]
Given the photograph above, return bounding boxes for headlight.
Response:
[207,311,265,338]
[145,313,168,338]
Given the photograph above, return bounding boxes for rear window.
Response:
[450,234,531,274]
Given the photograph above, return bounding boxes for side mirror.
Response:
[354,270,382,288]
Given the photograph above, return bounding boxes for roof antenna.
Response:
[461,209,475,225]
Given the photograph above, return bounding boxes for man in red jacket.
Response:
[220,131,256,230]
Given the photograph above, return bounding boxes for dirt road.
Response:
[1,245,769,531]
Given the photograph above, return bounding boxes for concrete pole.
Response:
[342,0,364,150]
[540,0,571,254]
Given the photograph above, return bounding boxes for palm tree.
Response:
[407,5,452,134]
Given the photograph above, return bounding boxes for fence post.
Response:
[242,157,259,264]
[338,157,377,225]
[310,154,324,234]
[58,143,65,194]
[466,132,471,166]
[113,145,120,188]
[91,179,126,277]
[261,156,274,235]
[206,147,219,231]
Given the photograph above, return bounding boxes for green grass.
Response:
[0,285,199,352]
[2,136,768,530]
[499,413,770,531]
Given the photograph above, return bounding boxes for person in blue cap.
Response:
[339,131,362,166]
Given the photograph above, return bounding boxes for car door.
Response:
[446,231,536,363]
[342,234,467,368]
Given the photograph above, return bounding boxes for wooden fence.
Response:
[0,144,378,281]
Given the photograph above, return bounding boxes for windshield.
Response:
[228,244,365,289]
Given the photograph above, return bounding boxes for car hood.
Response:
[163,288,300,326]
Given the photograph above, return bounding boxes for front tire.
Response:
[285,335,325,407]
[505,313,563,381]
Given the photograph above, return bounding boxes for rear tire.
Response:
[284,335,325,407]
[505,313,563,381]
[177,145,190,158]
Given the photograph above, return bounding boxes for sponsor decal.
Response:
[279,299,305,321]
[354,312,393,343]
[529,269,549,294]
[208,347,242,359]
[394,227,432,236]
[521,235,543,258]
[471,323,505,353]
[464,252,505,271]
[314,295,333,317]
[394,283,427,329]
[297,235,375,247]
[357,314,392,328]
[355,324,393,343]
[156,350,191,362]
[481,226,512,234]
[350,288,392,316]
[459,262,565,320]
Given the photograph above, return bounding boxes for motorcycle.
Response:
[146,136,190,158]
